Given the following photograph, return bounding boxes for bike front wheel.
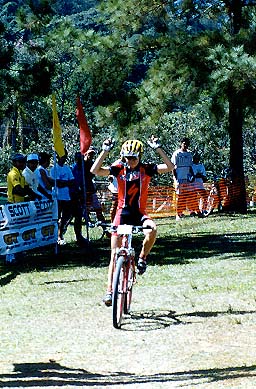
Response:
[112,255,126,329]
[124,259,135,314]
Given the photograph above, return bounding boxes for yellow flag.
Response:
[52,94,65,157]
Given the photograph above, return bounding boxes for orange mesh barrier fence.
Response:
[147,186,176,218]
[96,184,212,219]
[95,180,256,220]
[0,179,255,221]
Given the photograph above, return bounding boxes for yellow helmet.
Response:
[121,140,144,158]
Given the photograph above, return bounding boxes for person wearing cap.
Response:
[50,149,75,245]
[22,154,40,194]
[90,136,174,306]
[7,154,40,203]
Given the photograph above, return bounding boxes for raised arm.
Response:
[90,138,115,177]
[147,135,175,174]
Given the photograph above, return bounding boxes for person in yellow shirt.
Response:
[7,154,40,203]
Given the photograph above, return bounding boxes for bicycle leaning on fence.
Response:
[83,209,107,241]
[103,223,152,329]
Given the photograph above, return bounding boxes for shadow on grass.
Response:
[0,361,255,387]
[122,308,256,331]
[0,227,255,285]
[0,268,19,287]
[0,238,111,286]
[151,231,256,265]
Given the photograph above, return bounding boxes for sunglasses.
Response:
[126,156,138,160]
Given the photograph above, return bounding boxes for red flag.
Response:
[76,97,92,155]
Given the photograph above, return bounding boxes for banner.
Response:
[0,199,58,257]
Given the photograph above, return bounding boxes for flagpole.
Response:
[52,93,65,251]
[81,156,90,241]
[53,151,59,254]
[76,95,92,242]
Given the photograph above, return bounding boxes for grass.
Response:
[0,211,256,388]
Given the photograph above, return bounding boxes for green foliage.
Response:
[0,144,13,181]
[0,0,256,203]
[208,44,256,101]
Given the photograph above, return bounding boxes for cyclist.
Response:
[90,136,174,306]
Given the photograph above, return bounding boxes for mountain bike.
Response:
[110,224,151,329]
[84,211,106,241]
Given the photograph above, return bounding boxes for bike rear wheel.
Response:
[112,255,126,329]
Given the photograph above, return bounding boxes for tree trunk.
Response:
[230,0,243,34]
[227,93,247,213]
[224,0,247,214]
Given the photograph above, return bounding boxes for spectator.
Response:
[35,152,54,200]
[108,174,118,222]
[50,150,74,245]
[69,151,89,247]
[191,153,208,216]
[22,154,43,200]
[171,137,193,221]
[7,154,41,203]
[83,147,106,224]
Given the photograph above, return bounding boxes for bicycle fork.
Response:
[115,246,136,291]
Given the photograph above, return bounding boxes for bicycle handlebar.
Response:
[97,222,153,234]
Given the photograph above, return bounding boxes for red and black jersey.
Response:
[110,162,158,214]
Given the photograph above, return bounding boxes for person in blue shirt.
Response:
[70,151,89,247]
[50,150,74,245]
